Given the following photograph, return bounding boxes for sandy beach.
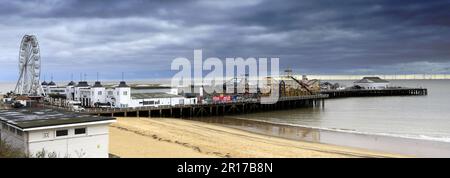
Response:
[109,117,403,158]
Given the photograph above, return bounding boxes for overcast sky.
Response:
[1,0,450,82]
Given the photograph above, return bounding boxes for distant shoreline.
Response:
[303,74,450,80]
[1,74,450,83]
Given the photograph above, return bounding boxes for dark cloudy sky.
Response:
[1,0,450,81]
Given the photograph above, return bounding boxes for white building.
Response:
[91,81,107,107]
[47,80,196,108]
[65,81,76,100]
[110,81,131,108]
[0,109,115,158]
[42,81,66,96]
[129,93,197,107]
[354,77,390,89]
[73,81,92,107]
[127,85,197,107]
[64,80,130,108]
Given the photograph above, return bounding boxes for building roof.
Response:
[76,81,90,87]
[93,81,104,88]
[67,81,76,86]
[130,85,171,90]
[118,81,129,88]
[355,77,389,83]
[0,109,115,130]
[48,81,56,86]
[131,92,182,99]
[41,81,48,86]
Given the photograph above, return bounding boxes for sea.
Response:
[226,80,450,142]
[3,79,450,156]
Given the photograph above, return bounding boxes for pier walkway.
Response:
[84,94,328,118]
[320,88,427,98]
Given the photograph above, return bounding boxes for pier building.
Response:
[41,80,66,96]
[45,80,197,109]
[353,77,390,89]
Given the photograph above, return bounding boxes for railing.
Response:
[321,88,427,93]
[83,94,328,113]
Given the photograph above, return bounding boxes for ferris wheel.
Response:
[14,35,43,96]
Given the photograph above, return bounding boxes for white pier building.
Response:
[43,80,197,108]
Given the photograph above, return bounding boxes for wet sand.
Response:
[109,117,403,158]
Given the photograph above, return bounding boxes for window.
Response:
[108,91,113,95]
[2,123,7,129]
[98,91,102,95]
[140,100,155,105]
[56,129,68,137]
[123,91,128,95]
[75,128,86,135]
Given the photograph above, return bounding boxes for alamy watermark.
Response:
[171,49,280,104]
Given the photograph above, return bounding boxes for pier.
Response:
[320,88,427,98]
[83,94,328,118]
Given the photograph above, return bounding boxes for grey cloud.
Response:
[1,0,450,81]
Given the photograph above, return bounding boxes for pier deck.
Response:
[83,94,328,118]
[320,88,427,98]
